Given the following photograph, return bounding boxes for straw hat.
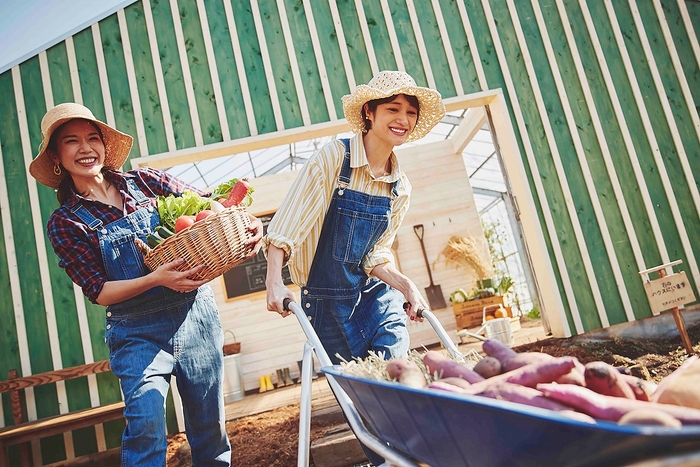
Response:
[341,70,445,142]
[29,103,133,188]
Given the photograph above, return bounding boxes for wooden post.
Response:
[657,269,695,354]
[7,370,30,467]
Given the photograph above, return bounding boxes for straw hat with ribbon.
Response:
[341,70,446,142]
[29,103,133,189]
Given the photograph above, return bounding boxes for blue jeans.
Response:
[106,287,230,466]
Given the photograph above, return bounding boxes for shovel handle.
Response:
[413,224,434,284]
[413,224,424,241]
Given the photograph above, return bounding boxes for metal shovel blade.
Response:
[425,284,447,310]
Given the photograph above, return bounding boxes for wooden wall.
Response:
[214,138,484,394]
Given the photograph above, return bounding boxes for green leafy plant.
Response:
[526,305,541,319]
[496,275,515,295]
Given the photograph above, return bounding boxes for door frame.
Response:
[133,88,569,337]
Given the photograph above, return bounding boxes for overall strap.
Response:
[126,179,151,207]
[341,137,399,197]
[70,204,103,231]
[338,139,352,184]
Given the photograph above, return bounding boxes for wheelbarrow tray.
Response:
[322,366,700,467]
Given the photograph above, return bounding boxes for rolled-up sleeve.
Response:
[263,141,340,274]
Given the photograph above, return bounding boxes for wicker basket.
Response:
[135,205,252,282]
[222,329,241,355]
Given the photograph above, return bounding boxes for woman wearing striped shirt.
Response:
[264,71,445,364]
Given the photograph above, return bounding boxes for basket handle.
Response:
[224,329,237,343]
[134,238,152,256]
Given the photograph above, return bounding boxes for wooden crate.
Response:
[452,295,512,329]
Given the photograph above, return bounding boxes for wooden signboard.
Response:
[643,271,696,316]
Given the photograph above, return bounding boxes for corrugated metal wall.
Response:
[0,0,699,463]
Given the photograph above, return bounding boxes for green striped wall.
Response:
[0,0,699,463]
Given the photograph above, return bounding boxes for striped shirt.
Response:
[47,167,207,303]
[264,134,411,286]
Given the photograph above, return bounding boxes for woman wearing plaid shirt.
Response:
[29,103,263,467]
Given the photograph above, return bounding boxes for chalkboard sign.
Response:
[222,212,293,300]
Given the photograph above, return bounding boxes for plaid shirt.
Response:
[47,167,207,303]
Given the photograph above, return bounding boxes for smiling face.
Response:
[363,94,419,147]
[49,119,106,182]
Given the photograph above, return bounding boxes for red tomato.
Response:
[174,215,196,233]
[195,210,215,222]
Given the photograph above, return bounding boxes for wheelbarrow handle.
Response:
[403,302,464,361]
[283,298,333,368]
[285,298,421,467]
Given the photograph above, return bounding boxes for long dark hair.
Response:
[49,119,104,205]
[361,94,420,133]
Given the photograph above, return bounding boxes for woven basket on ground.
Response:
[135,205,252,282]
[223,330,241,355]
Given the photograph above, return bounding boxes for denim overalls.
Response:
[71,180,230,467]
[301,139,409,365]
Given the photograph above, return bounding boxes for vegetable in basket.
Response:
[157,191,211,232]
[211,177,254,208]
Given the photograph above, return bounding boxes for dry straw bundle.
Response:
[440,235,493,280]
[340,349,481,383]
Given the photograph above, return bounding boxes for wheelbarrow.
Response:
[284,298,466,467]
[287,299,700,467]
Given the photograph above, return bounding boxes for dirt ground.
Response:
[165,320,700,467]
[165,405,337,467]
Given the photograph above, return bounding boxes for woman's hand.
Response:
[96,258,207,305]
[265,245,295,317]
[266,281,296,318]
[156,258,208,293]
[401,281,428,323]
[244,213,264,258]
[370,262,427,322]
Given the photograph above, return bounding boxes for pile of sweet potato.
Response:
[386,339,700,427]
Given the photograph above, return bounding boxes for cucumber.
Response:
[156,226,175,238]
[146,234,162,248]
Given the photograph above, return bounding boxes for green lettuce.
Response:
[157,191,211,232]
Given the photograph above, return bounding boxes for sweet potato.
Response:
[617,373,657,402]
[483,340,585,385]
[618,408,682,427]
[464,356,579,394]
[652,355,700,409]
[386,359,427,389]
[437,377,473,390]
[482,338,517,362]
[429,380,473,394]
[538,383,700,424]
[584,361,636,399]
[423,351,485,384]
[473,356,503,378]
[477,383,573,412]
[500,352,552,372]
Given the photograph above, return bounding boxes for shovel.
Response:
[413,224,447,310]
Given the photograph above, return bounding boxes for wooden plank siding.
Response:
[0,0,699,463]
